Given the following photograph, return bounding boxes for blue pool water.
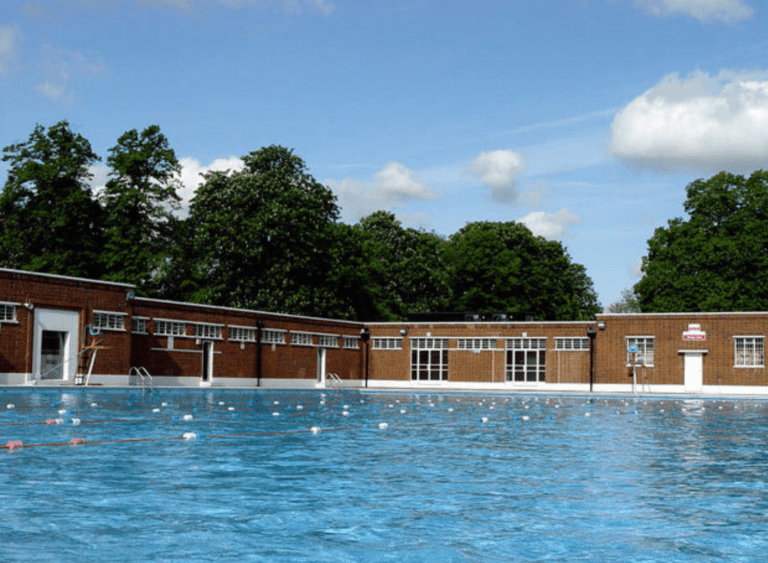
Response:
[2,389,768,562]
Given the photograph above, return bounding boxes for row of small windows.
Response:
[90,314,358,348]
[4,307,766,368]
[378,337,590,351]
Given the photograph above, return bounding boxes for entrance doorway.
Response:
[201,341,214,386]
[33,309,80,383]
[317,348,326,386]
[41,331,67,380]
[682,350,706,392]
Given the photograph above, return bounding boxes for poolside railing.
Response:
[129,366,154,392]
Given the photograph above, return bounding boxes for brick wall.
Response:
[367,322,594,383]
[596,313,768,387]
[0,269,133,376]
[131,298,364,382]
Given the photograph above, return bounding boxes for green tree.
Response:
[606,287,640,314]
[99,125,182,293]
[324,221,381,320]
[635,170,768,312]
[187,145,341,316]
[355,211,451,321]
[0,121,103,278]
[444,221,600,320]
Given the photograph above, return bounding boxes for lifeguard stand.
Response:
[626,345,644,394]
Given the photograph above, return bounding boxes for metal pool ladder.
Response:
[129,366,154,392]
[327,372,343,388]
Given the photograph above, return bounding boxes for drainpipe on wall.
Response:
[360,327,370,388]
[255,318,263,387]
[587,326,597,393]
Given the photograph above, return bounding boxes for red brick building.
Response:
[2,268,768,394]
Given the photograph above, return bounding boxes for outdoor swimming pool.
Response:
[2,389,768,562]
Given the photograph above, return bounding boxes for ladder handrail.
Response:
[129,366,154,392]
[327,372,342,388]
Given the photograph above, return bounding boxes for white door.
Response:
[33,309,80,383]
[201,341,214,386]
[684,352,704,392]
[317,348,326,386]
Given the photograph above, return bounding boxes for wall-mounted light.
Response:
[24,303,34,310]
[360,327,370,343]
[597,321,606,330]
[399,328,408,337]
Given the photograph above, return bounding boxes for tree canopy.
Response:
[444,221,601,320]
[0,121,603,322]
[635,170,768,312]
[0,121,103,278]
[186,145,341,316]
[100,125,182,293]
[354,211,451,321]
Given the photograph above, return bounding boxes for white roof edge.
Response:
[364,321,595,326]
[599,311,768,317]
[133,296,364,326]
[0,268,135,289]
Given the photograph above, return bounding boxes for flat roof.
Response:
[0,268,134,289]
[134,296,365,326]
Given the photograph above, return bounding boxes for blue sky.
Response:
[2,0,768,309]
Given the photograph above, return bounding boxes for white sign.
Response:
[683,324,706,341]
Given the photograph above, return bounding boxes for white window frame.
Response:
[93,311,127,332]
[372,337,402,350]
[318,334,339,348]
[291,332,315,347]
[131,316,149,335]
[0,302,19,323]
[261,328,287,345]
[154,319,187,337]
[505,338,547,383]
[192,323,224,340]
[410,338,449,381]
[411,337,449,350]
[229,325,257,343]
[343,336,359,349]
[626,336,654,367]
[456,338,497,350]
[554,337,590,351]
[734,336,764,368]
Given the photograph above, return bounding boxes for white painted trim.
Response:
[134,296,363,326]
[365,321,594,326]
[0,267,134,288]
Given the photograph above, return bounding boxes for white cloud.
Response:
[177,156,245,216]
[609,70,768,173]
[34,46,107,104]
[469,149,525,204]
[88,156,244,217]
[372,162,436,201]
[517,208,581,240]
[630,257,644,279]
[87,163,111,194]
[328,162,438,223]
[635,0,753,23]
[0,23,22,75]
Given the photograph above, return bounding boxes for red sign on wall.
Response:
[683,324,706,341]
